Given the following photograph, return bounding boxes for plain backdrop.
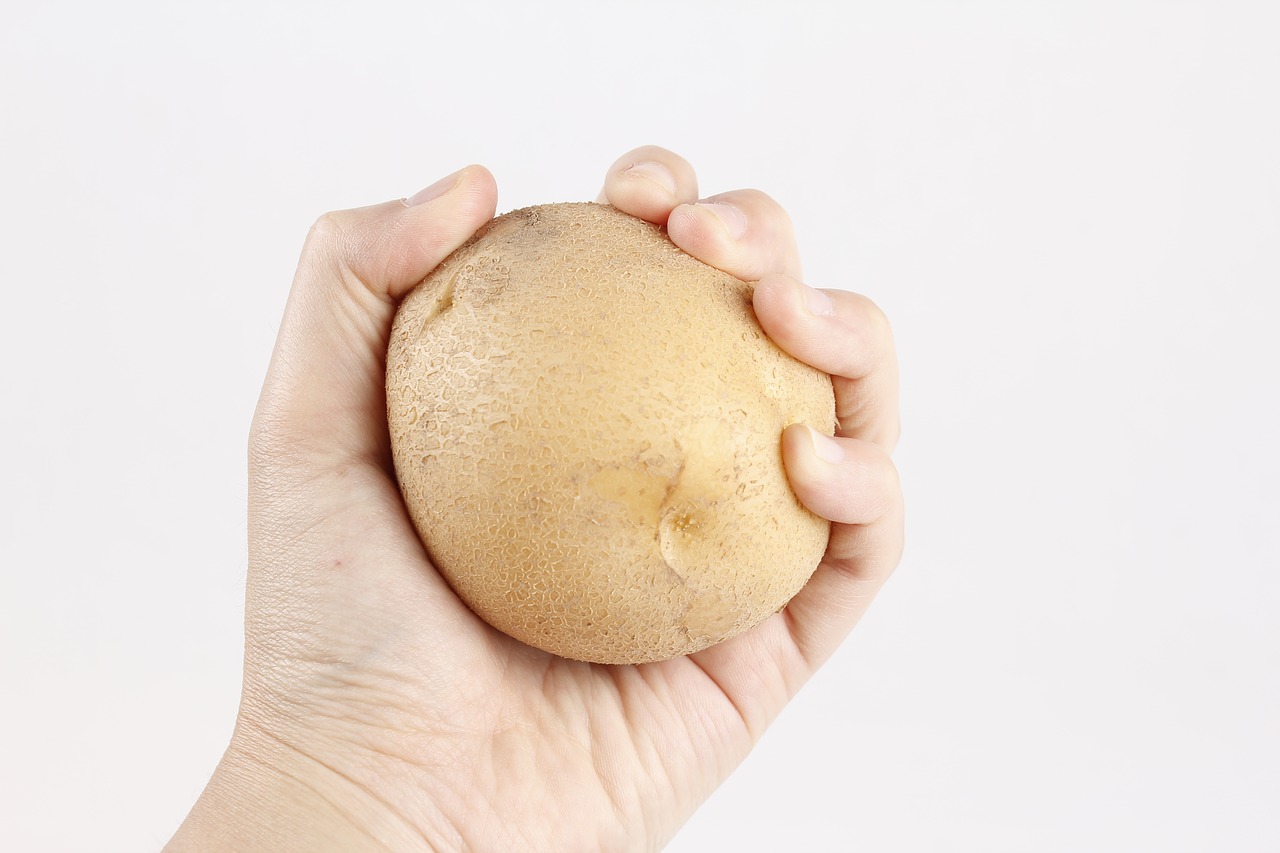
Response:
[2,2,1277,851]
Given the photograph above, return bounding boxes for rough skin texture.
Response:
[386,203,835,664]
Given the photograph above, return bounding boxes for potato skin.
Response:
[387,203,834,664]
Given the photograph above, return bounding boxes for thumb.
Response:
[251,165,498,473]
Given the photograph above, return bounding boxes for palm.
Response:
[272,466,771,847]
[247,440,768,845]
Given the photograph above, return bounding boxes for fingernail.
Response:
[405,169,463,206]
[804,283,835,316]
[808,426,845,464]
[696,201,748,240]
[622,160,677,194]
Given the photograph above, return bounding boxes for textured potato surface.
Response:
[387,203,834,664]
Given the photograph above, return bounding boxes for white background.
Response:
[2,2,1277,851]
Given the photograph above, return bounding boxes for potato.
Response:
[387,203,834,664]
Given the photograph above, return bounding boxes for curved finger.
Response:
[596,145,699,225]
[680,427,903,735]
[754,275,900,451]
[779,425,904,671]
[666,188,803,281]
[781,425,899,524]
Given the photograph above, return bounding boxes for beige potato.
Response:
[387,203,835,664]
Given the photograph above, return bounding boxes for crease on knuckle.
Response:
[306,211,387,306]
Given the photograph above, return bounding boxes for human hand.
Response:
[167,146,903,852]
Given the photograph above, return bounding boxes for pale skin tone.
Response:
[167,146,903,852]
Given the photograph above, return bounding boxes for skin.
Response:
[166,146,904,852]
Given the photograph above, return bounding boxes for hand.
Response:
[167,146,903,852]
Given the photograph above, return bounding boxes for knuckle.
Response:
[715,189,789,231]
[303,210,379,282]
[879,453,902,498]
[743,189,794,227]
[302,211,382,301]
[306,210,351,257]
[849,447,901,524]
[833,293,896,379]
[299,212,354,278]
[734,187,777,207]
[879,421,902,455]
[847,292,893,340]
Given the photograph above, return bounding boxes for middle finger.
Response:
[667,188,803,282]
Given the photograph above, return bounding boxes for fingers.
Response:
[667,189,803,281]
[597,146,802,281]
[778,425,904,672]
[600,148,894,446]
[596,145,699,224]
[597,146,903,679]
[680,426,902,732]
[753,274,900,451]
[780,425,898,525]
[760,281,902,674]
[251,165,499,471]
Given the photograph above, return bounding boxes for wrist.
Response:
[166,717,447,853]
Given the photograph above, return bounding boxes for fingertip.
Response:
[756,271,833,317]
[752,271,788,305]
[622,160,679,195]
[386,165,498,298]
[782,422,840,476]
[753,283,900,455]
[751,272,800,326]
[599,145,698,224]
[781,426,898,526]
[752,273,829,377]
[667,189,802,282]
[453,164,500,232]
[410,163,498,223]
[457,163,499,209]
[666,201,741,269]
[403,164,495,208]
[781,423,832,502]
